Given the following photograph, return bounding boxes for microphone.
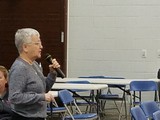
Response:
[45,53,65,78]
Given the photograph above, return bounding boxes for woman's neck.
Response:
[19,55,33,65]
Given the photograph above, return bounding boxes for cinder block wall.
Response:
[68,0,160,79]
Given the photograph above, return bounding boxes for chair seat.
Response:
[99,94,120,99]
[47,107,66,113]
[65,113,97,120]
[76,101,97,105]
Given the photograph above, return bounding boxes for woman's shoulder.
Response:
[10,58,31,73]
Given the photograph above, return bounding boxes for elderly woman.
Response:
[0,65,12,120]
[9,28,60,120]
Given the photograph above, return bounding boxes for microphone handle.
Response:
[55,67,65,78]
[45,53,65,78]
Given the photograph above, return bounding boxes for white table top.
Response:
[48,91,58,97]
[56,78,160,85]
[52,83,108,90]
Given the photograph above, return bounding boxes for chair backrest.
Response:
[130,81,158,103]
[153,110,160,120]
[58,89,74,104]
[130,106,147,120]
[58,89,83,119]
[140,101,160,119]
[79,75,125,79]
[130,81,158,91]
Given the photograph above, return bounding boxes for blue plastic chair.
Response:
[58,89,98,120]
[140,101,160,119]
[153,110,160,120]
[130,106,147,120]
[66,80,96,113]
[47,99,67,119]
[130,81,159,107]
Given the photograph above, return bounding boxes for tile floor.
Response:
[47,101,131,120]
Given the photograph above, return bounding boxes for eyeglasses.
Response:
[27,41,42,46]
[32,42,42,46]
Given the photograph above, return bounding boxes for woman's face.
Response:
[0,71,7,94]
[24,34,43,61]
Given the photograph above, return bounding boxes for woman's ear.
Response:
[23,43,29,53]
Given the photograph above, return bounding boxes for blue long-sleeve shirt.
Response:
[9,57,57,118]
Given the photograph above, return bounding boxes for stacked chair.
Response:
[130,101,160,120]
[130,106,147,120]
[153,110,160,120]
[140,101,159,119]
[129,80,159,120]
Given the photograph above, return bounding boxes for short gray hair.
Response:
[15,28,40,53]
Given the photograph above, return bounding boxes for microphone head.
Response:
[45,53,51,59]
[45,53,52,64]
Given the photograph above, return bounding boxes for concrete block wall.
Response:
[68,0,160,79]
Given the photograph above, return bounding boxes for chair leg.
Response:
[101,100,120,112]
[120,101,128,120]
[118,93,128,120]
[114,100,120,113]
